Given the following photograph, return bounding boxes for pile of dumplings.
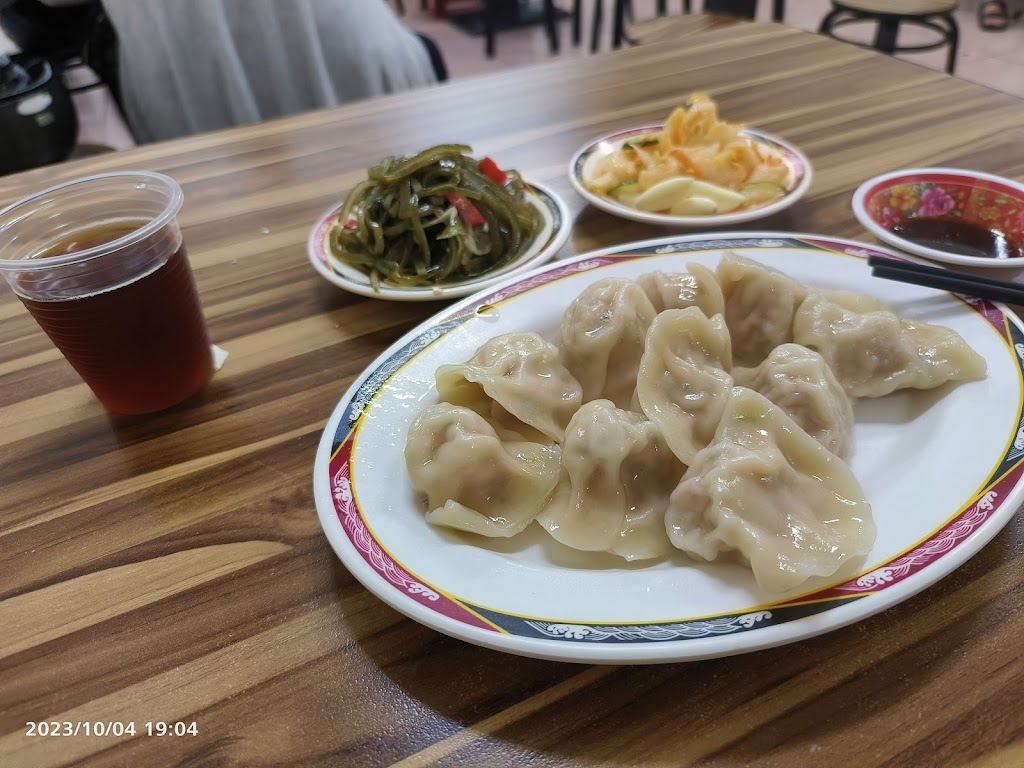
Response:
[404,252,988,593]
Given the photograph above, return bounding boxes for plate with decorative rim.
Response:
[307,181,571,301]
[568,126,813,228]
[852,167,1024,267]
[312,232,1024,664]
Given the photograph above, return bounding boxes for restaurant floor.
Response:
[1,0,1022,153]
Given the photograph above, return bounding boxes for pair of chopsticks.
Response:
[869,256,1024,305]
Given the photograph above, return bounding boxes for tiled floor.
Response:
[3,0,1024,154]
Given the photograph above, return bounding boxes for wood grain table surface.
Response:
[2,14,1024,768]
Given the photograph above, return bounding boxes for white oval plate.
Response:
[313,232,1024,664]
[569,127,813,227]
[307,181,571,301]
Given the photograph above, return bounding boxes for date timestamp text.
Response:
[26,721,198,737]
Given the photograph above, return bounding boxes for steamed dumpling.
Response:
[733,343,854,459]
[827,290,890,314]
[537,400,684,561]
[436,332,583,442]
[666,387,875,593]
[556,278,657,409]
[716,252,889,367]
[636,263,725,317]
[405,404,561,537]
[634,307,733,465]
[717,251,808,366]
[792,292,987,398]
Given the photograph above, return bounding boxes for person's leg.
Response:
[977,0,1009,30]
[415,33,448,81]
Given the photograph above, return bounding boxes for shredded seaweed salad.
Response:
[328,145,544,291]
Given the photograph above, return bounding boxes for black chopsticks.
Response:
[868,255,1024,305]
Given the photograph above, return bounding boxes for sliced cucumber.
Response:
[617,189,642,208]
[622,135,660,150]
[609,179,639,198]
[634,176,695,212]
[742,181,788,204]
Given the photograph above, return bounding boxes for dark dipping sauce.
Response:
[891,218,1023,260]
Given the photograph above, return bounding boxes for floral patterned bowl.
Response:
[852,168,1024,268]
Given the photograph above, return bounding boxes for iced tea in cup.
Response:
[0,172,214,415]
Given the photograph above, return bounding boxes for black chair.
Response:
[0,0,121,112]
[818,0,959,74]
[658,0,693,13]
[581,0,634,52]
[484,0,560,57]
[692,1,784,22]
[668,0,783,21]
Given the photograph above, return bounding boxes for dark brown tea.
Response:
[891,218,1023,260]
[20,220,213,414]
[30,220,143,259]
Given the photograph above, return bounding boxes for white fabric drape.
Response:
[101,0,438,143]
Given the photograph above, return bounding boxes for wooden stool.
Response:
[818,0,959,74]
[575,0,635,52]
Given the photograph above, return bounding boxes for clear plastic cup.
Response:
[0,171,214,415]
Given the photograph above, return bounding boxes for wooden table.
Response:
[3,15,1024,768]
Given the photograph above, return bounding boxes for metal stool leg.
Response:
[657,0,666,14]
[591,0,603,53]
[544,0,559,53]
[573,0,581,46]
[943,14,959,74]
[873,16,899,55]
[819,7,845,34]
[683,0,691,11]
[773,0,784,22]
[613,0,626,48]
[484,0,497,57]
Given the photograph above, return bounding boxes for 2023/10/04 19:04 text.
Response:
[25,721,198,737]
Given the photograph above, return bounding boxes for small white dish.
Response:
[568,126,813,227]
[313,232,1024,664]
[853,168,1024,269]
[307,181,571,301]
